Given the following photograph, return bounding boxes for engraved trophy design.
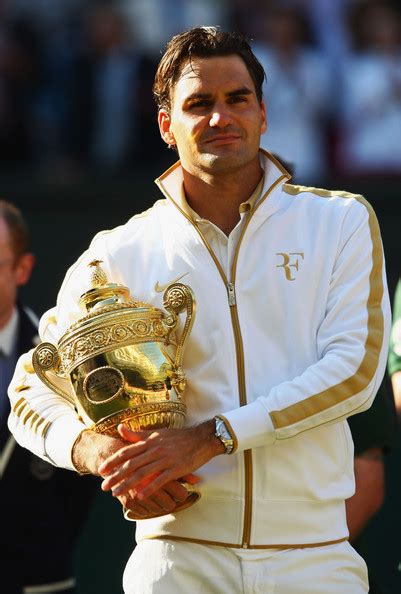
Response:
[32,260,198,516]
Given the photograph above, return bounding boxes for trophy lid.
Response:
[79,260,146,313]
[49,260,193,379]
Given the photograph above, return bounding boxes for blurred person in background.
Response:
[338,0,401,176]
[0,200,97,594]
[0,0,231,176]
[253,5,333,184]
[0,16,42,167]
[346,382,396,594]
[300,0,351,67]
[68,1,158,171]
[0,1,85,174]
[118,0,229,58]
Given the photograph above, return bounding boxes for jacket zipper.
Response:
[185,228,253,547]
[162,170,289,548]
[226,282,252,547]
[227,282,236,306]
[213,173,288,547]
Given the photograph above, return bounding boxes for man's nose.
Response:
[209,106,231,128]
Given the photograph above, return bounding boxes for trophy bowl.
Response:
[32,260,199,517]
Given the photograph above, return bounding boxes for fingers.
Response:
[135,470,174,500]
[99,426,204,499]
[98,427,164,476]
[122,499,153,518]
[181,473,201,485]
[129,495,168,517]
[101,456,165,495]
[98,439,148,475]
[118,424,148,443]
[151,489,179,513]
[122,497,165,518]
[163,480,190,503]
[118,482,187,518]
[101,458,202,499]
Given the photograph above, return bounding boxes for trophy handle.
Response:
[32,342,75,405]
[163,283,196,371]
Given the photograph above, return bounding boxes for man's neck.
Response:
[182,161,263,236]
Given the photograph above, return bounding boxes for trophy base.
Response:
[123,483,200,520]
[93,402,186,436]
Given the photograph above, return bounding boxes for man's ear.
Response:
[158,109,175,147]
[15,253,35,287]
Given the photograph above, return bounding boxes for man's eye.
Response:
[189,100,211,109]
[229,96,246,104]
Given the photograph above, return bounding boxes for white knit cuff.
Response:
[45,415,88,470]
[223,399,276,453]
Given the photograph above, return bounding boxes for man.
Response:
[0,201,97,594]
[8,28,390,593]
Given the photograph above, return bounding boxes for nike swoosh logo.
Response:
[154,272,190,293]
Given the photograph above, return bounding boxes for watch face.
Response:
[215,418,234,453]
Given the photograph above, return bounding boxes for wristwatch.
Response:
[214,416,234,454]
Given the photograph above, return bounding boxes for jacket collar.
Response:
[0,308,18,356]
[16,303,39,355]
[155,149,291,223]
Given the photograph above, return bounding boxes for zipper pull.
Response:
[227,282,236,306]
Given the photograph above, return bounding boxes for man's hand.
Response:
[99,420,224,500]
[71,428,127,476]
[117,475,200,519]
[71,426,203,519]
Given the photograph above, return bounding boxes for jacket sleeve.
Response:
[7,232,117,470]
[223,196,391,452]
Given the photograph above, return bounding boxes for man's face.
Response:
[0,217,33,328]
[158,55,267,176]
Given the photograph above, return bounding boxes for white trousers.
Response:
[123,539,368,594]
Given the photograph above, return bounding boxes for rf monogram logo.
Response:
[276,252,304,281]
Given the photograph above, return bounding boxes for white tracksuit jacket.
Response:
[8,151,390,548]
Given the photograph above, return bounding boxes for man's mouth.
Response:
[204,134,241,146]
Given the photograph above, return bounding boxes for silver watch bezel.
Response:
[214,416,234,454]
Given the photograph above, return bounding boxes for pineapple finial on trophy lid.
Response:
[79,259,131,312]
[89,259,108,287]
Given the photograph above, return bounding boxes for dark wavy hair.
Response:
[153,26,266,113]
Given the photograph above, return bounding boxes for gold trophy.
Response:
[32,260,198,516]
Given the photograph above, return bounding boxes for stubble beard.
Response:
[195,146,257,177]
